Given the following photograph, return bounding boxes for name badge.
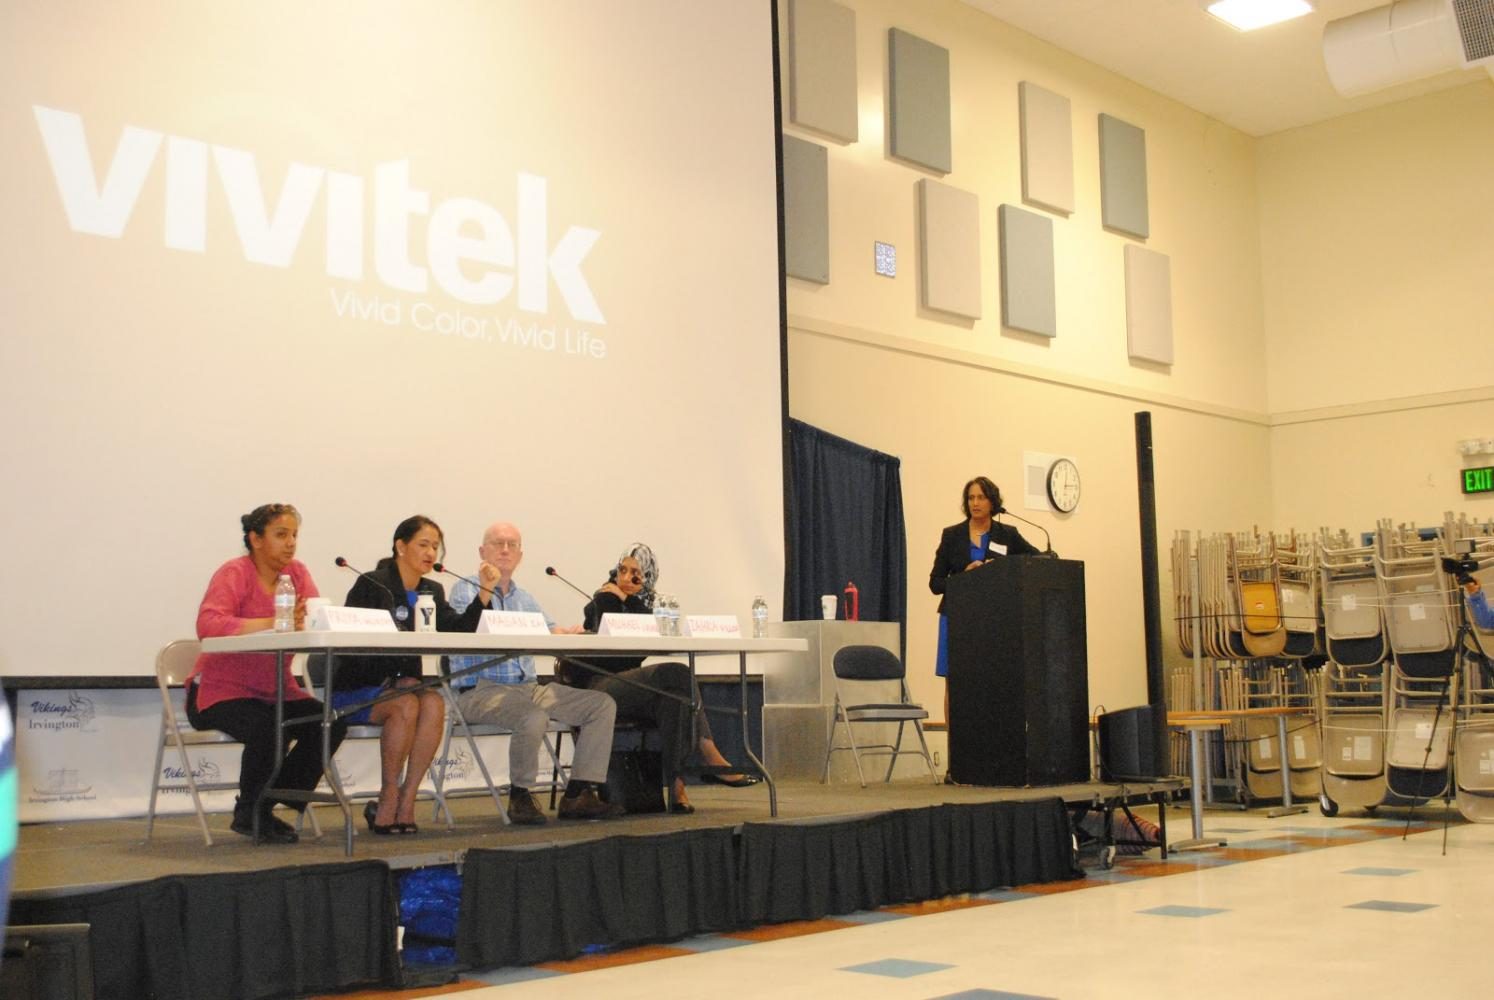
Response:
[478,610,551,636]
[308,605,398,632]
[598,613,659,637]
[989,542,1008,556]
[683,614,741,638]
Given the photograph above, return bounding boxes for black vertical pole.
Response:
[1135,412,1166,706]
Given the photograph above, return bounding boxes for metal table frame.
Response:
[200,631,807,854]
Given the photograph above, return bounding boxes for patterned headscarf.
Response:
[613,542,659,609]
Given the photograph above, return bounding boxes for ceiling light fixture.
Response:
[1202,0,1315,32]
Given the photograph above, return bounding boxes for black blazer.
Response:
[338,558,484,689]
[928,520,1038,614]
[572,589,649,681]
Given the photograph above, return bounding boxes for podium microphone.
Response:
[545,566,592,600]
[334,556,399,598]
[995,507,1057,558]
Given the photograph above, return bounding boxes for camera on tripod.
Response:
[1442,539,1480,586]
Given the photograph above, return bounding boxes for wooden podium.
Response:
[945,556,1090,786]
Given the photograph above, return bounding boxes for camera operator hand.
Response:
[1466,579,1482,596]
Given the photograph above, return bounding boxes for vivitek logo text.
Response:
[32,106,604,323]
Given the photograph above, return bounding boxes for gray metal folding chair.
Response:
[144,638,322,845]
[820,644,938,787]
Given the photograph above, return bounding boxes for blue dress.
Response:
[934,531,988,678]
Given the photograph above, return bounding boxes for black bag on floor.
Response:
[606,748,665,814]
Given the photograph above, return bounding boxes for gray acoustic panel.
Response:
[998,204,1056,337]
[918,179,980,319]
[1018,82,1074,215]
[783,134,830,284]
[889,28,951,173]
[788,0,858,142]
[1099,113,1149,238]
[1124,244,1172,364]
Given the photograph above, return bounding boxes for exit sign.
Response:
[1463,466,1494,494]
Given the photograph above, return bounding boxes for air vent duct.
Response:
[1323,0,1494,96]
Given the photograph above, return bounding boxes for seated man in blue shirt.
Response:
[1463,575,1494,630]
[448,521,617,823]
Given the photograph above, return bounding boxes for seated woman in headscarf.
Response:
[574,543,755,814]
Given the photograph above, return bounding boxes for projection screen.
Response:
[0,0,785,677]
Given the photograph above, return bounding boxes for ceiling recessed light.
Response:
[1203,0,1314,32]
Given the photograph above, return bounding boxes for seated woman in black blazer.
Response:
[341,514,495,834]
[928,477,1037,711]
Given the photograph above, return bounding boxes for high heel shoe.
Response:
[363,800,398,836]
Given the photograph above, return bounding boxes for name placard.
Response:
[308,605,398,632]
[478,610,551,636]
[598,613,659,637]
[683,614,742,638]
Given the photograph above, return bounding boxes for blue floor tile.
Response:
[1343,866,1417,877]
[840,909,913,924]
[464,965,566,986]
[972,889,1040,902]
[929,991,1057,999]
[1346,899,1437,913]
[673,934,755,952]
[1138,904,1229,918]
[841,958,954,978]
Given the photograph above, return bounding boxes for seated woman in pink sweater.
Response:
[185,503,347,844]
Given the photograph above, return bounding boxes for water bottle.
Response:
[273,573,296,633]
[667,595,683,636]
[751,595,769,639]
[653,596,671,635]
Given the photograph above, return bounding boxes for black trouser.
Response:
[187,685,347,814]
[587,662,693,783]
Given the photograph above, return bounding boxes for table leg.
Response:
[736,651,776,817]
[1172,726,1227,852]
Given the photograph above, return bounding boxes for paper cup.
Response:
[820,595,837,620]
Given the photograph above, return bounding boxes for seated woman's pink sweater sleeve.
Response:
[196,562,249,639]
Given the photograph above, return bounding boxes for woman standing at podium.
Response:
[929,477,1038,720]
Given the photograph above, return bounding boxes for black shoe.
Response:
[507,787,548,826]
[701,772,761,787]
[231,810,298,844]
[363,800,398,836]
[669,799,696,815]
[557,786,618,820]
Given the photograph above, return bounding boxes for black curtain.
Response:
[785,419,906,651]
[8,860,399,1000]
[737,798,1081,925]
[456,827,740,969]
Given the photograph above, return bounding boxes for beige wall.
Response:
[1258,83,1494,415]
[1259,82,1494,533]
[781,0,1276,717]
[789,327,1273,716]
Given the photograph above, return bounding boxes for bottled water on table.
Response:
[751,595,769,638]
[653,597,671,636]
[667,595,682,636]
[273,573,296,632]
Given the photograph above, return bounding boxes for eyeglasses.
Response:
[484,540,522,551]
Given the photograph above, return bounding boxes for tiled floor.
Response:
[333,806,1492,999]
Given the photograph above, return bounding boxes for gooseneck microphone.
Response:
[995,506,1057,558]
[431,562,479,587]
[545,566,592,601]
[334,556,399,599]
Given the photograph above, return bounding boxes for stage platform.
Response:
[10,777,1180,999]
